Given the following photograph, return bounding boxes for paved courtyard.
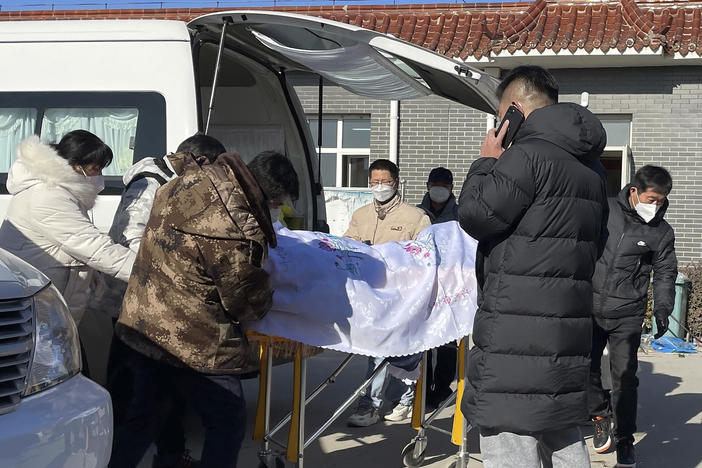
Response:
[138,348,701,467]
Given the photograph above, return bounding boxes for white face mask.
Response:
[269,207,282,223]
[634,190,659,223]
[89,175,105,193]
[429,186,451,204]
[371,184,396,203]
[80,166,105,194]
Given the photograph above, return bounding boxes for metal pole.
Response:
[304,360,391,448]
[268,355,354,439]
[205,20,229,134]
[256,344,276,466]
[317,75,323,184]
[263,348,273,450]
[297,356,307,468]
[456,338,471,468]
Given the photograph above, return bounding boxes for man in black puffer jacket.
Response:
[458,66,608,467]
[589,166,677,467]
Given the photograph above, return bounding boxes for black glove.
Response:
[654,314,670,339]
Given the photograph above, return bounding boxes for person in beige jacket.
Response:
[345,159,430,427]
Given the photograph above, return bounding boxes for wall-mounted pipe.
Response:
[389,100,399,164]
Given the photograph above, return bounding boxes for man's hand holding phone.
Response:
[482,104,525,159]
[481,123,509,159]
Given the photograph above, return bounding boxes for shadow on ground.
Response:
[635,360,702,468]
[136,352,701,468]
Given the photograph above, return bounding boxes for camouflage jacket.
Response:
[116,153,277,374]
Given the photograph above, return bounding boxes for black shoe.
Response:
[592,416,612,453]
[153,450,200,468]
[615,439,636,467]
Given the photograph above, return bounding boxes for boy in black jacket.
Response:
[589,165,678,467]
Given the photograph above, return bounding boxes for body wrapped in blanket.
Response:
[248,221,478,358]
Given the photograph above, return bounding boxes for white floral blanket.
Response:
[249,221,478,357]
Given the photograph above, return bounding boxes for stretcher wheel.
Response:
[401,440,427,467]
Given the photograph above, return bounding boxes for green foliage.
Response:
[680,263,702,342]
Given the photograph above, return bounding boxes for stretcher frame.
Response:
[250,333,472,468]
[402,337,474,468]
[252,335,392,468]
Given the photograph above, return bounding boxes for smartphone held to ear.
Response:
[496,105,525,149]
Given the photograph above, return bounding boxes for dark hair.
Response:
[497,65,559,105]
[428,167,453,185]
[369,159,399,181]
[247,151,299,201]
[176,133,226,163]
[52,130,113,169]
[633,165,673,195]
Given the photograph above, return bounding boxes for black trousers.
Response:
[107,335,187,464]
[588,315,643,443]
[426,344,457,397]
[109,348,246,468]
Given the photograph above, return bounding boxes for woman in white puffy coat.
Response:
[0,130,135,323]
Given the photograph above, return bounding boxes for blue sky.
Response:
[1,0,514,11]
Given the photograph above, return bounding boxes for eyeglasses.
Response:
[370,179,395,186]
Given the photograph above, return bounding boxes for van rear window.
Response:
[0,92,166,194]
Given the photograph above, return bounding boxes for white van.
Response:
[0,12,497,379]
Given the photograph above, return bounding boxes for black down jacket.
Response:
[592,185,677,321]
[458,103,608,435]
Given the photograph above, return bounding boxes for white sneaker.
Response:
[347,406,380,427]
[384,403,413,422]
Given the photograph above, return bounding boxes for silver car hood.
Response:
[0,249,49,299]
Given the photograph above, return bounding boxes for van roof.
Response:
[0,20,189,43]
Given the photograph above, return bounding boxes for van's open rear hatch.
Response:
[188,11,499,114]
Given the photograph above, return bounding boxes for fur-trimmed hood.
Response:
[7,135,101,210]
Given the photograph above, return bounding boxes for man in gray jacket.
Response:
[418,167,459,408]
[418,167,459,225]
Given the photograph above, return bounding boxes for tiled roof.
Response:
[313,0,702,60]
[2,1,702,60]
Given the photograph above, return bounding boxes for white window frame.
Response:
[309,116,370,188]
[599,115,633,189]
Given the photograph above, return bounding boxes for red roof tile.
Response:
[2,1,702,59]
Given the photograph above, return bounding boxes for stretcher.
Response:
[402,337,474,468]
[248,331,473,468]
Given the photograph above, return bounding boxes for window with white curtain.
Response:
[0,92,166,194]
[40,108,139,176]
[0,108,38,173]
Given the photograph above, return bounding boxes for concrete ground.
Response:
[138,349,702,468]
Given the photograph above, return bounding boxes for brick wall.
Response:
[294,66,702,264]
[555,66,702,265]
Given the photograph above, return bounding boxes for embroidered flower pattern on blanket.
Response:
[433,285,475,309]
[403,239,438,266]
[317,235,366,277]
[251,221,479,357]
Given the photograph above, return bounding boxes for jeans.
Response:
[480,427,590,468]
[110,348,246,468]
[588,315,643,442]
[358,356,415,409]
